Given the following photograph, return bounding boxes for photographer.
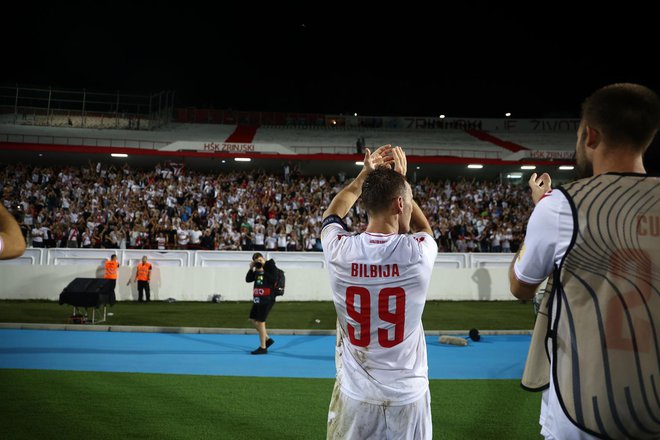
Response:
[245,252,277,355]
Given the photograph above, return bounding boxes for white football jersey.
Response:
[322,221,437,405]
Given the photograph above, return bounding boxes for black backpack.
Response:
[273,268,285,296]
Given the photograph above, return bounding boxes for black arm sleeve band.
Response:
[322,215,349,232]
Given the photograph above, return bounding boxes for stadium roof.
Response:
[3,5,659,119]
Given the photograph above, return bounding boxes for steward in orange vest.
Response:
[135,256,152,302]
[104,254,120,293]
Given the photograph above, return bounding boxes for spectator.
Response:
[189,225,203,249]
[199,229,214,250]
[31,223,44,248]
[252,222,265,251]
[176,227,189,249]
[240,227,253,251]
[277,231,287,251]
[66,225,79,248]
[265,231,277,251]
[355,136,365,154]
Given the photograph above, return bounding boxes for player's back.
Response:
[322,224,437,404]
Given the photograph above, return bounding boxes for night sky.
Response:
[3,4,660,118]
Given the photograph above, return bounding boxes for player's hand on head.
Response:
[392,146,407,176]
[528,172,552,205]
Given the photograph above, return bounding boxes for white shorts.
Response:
[540,386,598,440]
[327,382,432,440]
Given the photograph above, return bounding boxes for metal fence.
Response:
[0,85,174,130]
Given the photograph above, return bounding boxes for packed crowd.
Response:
[0,161,533,253]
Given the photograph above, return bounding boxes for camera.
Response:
[255,262,263,269]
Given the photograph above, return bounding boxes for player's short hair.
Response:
[252,252,264,261]
[582,83,660,152]
[111,254,117,260]
[361,167,408,216]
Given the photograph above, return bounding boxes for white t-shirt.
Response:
[177,229,190,245]
[31,228,43,243]
[514,190,597,440]
[265,236,277,250]
[189,230,202,244]
[81,232,91,247]
[322,221,437,405]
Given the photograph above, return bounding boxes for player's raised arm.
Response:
[0,204,26,260]
[323,145,393,219]
[409,200,432,236]
[508,171,554,299]
[390,146,432,236]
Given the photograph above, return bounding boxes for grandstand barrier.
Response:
[6,248,44,265]
[0,249,521,302]
[468,253,513,268]
[0,132,169,150]
[434,254,467,269]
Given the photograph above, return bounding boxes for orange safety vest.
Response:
[136,262,152,281]
[104,260,119,279]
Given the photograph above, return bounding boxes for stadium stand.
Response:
[1,90,580,256]
[0,95,580,302]
[1,162,531,254]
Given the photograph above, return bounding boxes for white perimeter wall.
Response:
[0,249,526,302]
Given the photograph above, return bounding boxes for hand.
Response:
[392,146,407,177]
[528,172,552,205]
[363,145,394,173]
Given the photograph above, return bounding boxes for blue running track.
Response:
[0,329,530,379]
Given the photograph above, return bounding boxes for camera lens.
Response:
[255,262,263,269]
